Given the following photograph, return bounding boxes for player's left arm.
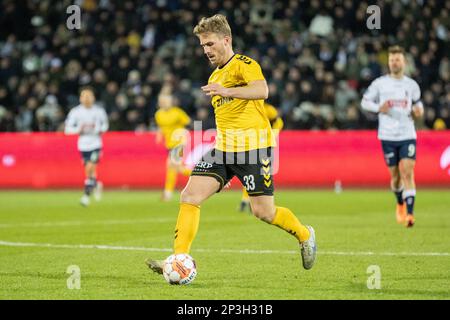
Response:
[266,104,284,136]
[95,108,109,134]
[272,117,284,131]
[411,82,424,119]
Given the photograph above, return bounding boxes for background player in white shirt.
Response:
[65,87,109,206]
[361,46,424,227]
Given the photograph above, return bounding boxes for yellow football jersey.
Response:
[264,103,284,132]
[155,106,191,149]
[208,54,275,152]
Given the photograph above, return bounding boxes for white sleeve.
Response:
[64,110,80,135]
[94,109,109,134]
[411,81,423,110]
[361,80,380,113]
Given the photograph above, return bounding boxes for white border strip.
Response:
[0,240,448,257]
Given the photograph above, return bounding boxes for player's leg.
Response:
[249,195,316,269]
[162,156,178,201]
[80,161,96,206]
[87,149,102,200]
[147,148,229,273]
[398,140,417,227]
[146,175,221,274]
[174,175,220,253]
[249,195,308,238]
[388,165,406,223]
[238,187,251,213]
[79,149,100,206]
[162,145,192,201]
[235,148,316,269]
[399,158,416,227]
[85,161,98,193]
[381,141,406,222]
[174,147,230,254]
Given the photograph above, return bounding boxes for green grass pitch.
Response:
[0,189,449,300]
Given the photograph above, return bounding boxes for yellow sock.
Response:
[174,203,200,254]
[181,167,192,176]
[271,207,310,242]
[164,167,177,192]
[241,187,249,201]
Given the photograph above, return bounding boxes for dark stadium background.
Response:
[0,0,449,188]
[0,0,448,132]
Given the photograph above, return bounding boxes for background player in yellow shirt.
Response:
[147,14,316,274]
[155,93,191,201]
[239,102,284,212]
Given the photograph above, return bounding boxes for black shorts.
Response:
[381,140,416,167]
[80,149,101,165]
[191,148,274,196]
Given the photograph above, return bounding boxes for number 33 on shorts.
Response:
[243,175,255,191]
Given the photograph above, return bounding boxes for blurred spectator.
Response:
[196,107,216,130]
[15,97,39,132]
[0,0,448,132]
[35,95,64,131]
[309,9,333,38]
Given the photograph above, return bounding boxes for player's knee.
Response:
[251,204,274,223]
[391,175,401,187]
[180,188,203,206]
[403,173,414,182]
[400,169,413,181]
[85,162,94,173]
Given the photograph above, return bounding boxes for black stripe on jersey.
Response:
[218,53,236,69]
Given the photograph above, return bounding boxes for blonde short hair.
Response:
[388,45,405,55]
[193,14,232,38]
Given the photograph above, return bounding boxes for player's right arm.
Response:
[202,56,268,100]
[202,80,268,100]
[64,109,81,135]
[265,104,284,130]
[361,80,388,113]
[94,108,109,134]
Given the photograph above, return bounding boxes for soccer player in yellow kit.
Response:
[239,102,284,212]
[155,93,192,201]
[147,14,316,273]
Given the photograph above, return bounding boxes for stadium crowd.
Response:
[0,0,449,132]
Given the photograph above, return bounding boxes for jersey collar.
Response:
[218,53,236,69]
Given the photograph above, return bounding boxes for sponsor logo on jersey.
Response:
[196,161,213,169]
[213,96,234,108]
[388,99,408,108]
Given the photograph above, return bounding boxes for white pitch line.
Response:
[0,240,172,252]
[0,217,242,229]
[0,219,173,229]
[0,240,448,257]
